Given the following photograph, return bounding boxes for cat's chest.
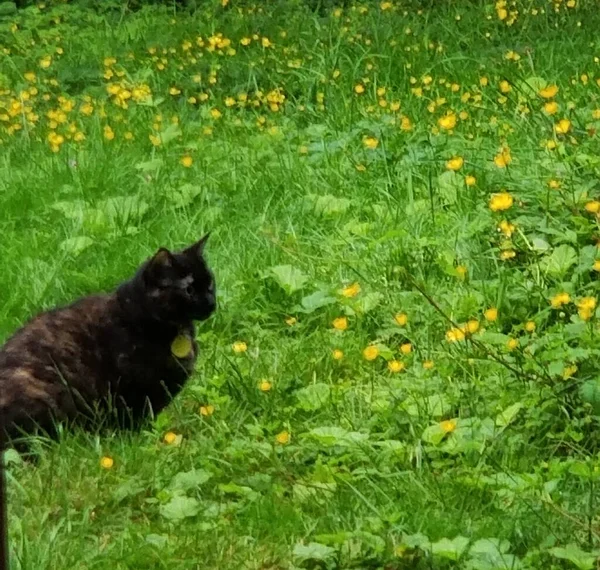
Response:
[117,329,198,377]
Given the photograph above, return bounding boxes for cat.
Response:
[0,234,216,447]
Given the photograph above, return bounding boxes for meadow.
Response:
[2,0,600,567]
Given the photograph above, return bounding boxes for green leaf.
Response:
[159,496,200,521]
[59,236,94,256]
[170,469,212,492]
[307,426,369,447]
[306,193,351,216]
[437,170,462,205]
[293,542,337,563]
[158,123,182,145]
[431,536,470,560]
[135,158,164,172]
[515,75,546,99]
[112,478,145,504]
[145,534,168,548]
[548,544,598,570]
[495,402,523,428]
[295,383,331,411]
[100,195,149,227]
[298,290,336,313]
[267,264,308,294]
[351,292,383,314]
[171,184,204,209]
[421,423,447,445]
[580,378,600,414]
[539,244,577,278]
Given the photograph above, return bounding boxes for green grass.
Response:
[3,0,600,568]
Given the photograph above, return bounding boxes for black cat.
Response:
[0,235,216,445]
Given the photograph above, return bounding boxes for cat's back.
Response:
[0,294,114,365]
[0,294,118,437]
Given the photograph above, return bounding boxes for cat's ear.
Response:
[144,248,176,284]
[184,233,210,258]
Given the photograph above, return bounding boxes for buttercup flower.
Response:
[275,431,290,444]
[440,419,457,433]
[489,192,514,212]
[100,456,114,469]
[363,345,380,361]
[342,283,360,298]
[550,292,570,309]
[388,360,405,373]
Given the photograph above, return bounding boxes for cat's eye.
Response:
[185,285,194,296]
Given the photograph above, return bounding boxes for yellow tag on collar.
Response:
[171,334,193,358]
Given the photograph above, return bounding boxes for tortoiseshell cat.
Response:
[0,235,216,446]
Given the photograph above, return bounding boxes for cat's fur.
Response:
[0,235,216,445]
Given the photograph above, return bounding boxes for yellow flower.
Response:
[525,321,536,332]
[285,316,297,326]
[489,192,514,212]
[200,405,215,416]
[333,317,348,331]
[363,136,379,149]
[232,341,247,353]
[465,175,476,186]
[39,56,52,69]
[593,260,600,272]
[500,250,516,261]
[24,71,36,82]
[493,146,512,168]
[400,116,413,131]
[578,297,597,321]
[275,430,290,444]
[498,220,515,237]
[456,265,467,280]
[438,112,457,130]
[100,456,114,469]
[563,365,578,380]
[363,345,380,361]
[240,37,251,46]
[548,179,561,189]
[440,419,457,433]
[499,80,511,93]
[400,343,412,355]
[585,201,600,214]
[544,101,559,115]
[388,360,405,373]
[394,313,408,326]
[210,108,222,119]
[446,156,464,171]
[550,292,570,309]
[342,283,361,298]
[261,37,272,48]
[423,360,434,370]
[484,307,498,322]
[539,84,559,99]
[506,338,519,351]
[332,349,344,360]
[554,119,571,134]
[259,380,272,392]
[466,319,480,334]
[180,155,193,168]
[169,87,181,96]
[164,431,178,444]
[446,327,465,342]
[100,125,114,141]
[354,84,365,94]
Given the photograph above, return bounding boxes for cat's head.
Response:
[135,234,216,324]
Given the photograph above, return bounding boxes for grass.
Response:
[3,0,600,568]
